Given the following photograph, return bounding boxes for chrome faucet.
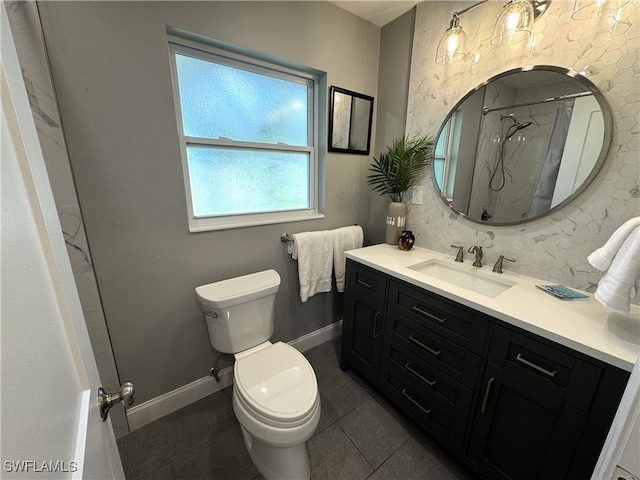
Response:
[451,244,464,262]
[493,255,515,273]
[468,246,483,267]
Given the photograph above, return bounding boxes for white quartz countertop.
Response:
[346,244,640,372]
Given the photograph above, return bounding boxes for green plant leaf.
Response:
[366,135,434,202]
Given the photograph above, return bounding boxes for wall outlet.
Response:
[412,186,423,205]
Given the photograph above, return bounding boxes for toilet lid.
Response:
[234,342,318,424]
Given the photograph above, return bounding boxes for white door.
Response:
[1,6,125,479]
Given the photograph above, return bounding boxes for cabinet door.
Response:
[468,363,587,480]
[341,261,387,385]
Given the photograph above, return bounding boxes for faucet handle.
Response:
[492,255,515,273]
[450,244,464,262]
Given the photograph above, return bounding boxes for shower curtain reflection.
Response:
[528,103,574,216]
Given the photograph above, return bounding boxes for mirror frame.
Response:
[432,65,613,226]
[328,86,374,155]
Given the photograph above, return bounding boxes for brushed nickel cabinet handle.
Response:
[516,353,558,378]
[357,279,374,289]
[373,311,380,338]
[402,389,432,415]
[409,334,441,356]
[412,305,447,324]
[481,377,495,414]
[404,362,436,387]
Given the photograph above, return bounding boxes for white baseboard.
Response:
[125,321,342,433]
[288,319,342,353]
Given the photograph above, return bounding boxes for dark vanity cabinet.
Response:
[341,259,630,480]
[340,261,388,386]
[379,281,488,450]
[467,325,630,480]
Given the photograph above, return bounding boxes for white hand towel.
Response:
[593,226,640,314]
[332,226,364,292]
[290,231,333,302]
[588,216,640,271]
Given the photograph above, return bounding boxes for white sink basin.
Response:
[408,259,516,298]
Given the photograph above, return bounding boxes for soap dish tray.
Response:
[535,284,589,300]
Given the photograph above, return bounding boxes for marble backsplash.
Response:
[405,0,639,297]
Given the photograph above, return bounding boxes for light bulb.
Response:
[435,20,469,65]
[491,0,535,46]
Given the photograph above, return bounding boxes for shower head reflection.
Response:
[500,113,532,131]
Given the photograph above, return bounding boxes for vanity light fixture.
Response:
[571,0,630,19]
[434,13,469,64]
[435,0,552,65]
[490,0,535,46]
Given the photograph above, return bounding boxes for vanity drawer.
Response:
[386,311,481,388]
[347,260,387,304]
[389,282,488,355]
[489,325,603,411]
[383,365,473,449]
[382,338,463,406]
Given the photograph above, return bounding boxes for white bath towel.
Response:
[588,216,640,271]
[289,231,333,302]
[592,226,640,314]
[332,226,364,292]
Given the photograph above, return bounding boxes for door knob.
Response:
[98,381,135,421]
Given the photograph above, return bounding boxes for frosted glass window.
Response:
[169,38,322,232]
[175,54,309,145]
[187,146,310,216]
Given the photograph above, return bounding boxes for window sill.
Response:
[188,211,325,233]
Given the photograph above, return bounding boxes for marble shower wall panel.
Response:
[5,1,128,436]
[406,1,639,295]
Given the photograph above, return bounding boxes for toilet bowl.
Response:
[233,341,320,479]
[195,270,320,480]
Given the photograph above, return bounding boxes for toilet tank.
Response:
[195,270,280,354]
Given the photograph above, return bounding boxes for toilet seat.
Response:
[234,342,318,428]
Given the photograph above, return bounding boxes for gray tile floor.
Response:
[117,337,478,480]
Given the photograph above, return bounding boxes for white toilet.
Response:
[195,269,320,480]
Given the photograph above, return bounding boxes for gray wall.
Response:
[368,7,416,245]
[37,1,381,404]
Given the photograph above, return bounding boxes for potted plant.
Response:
[367,135,434,245]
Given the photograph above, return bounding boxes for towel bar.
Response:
[281,225,360,243]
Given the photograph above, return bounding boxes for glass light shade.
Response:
[571,0,630,19]
[491,0,535,46]
[435,26,468,65]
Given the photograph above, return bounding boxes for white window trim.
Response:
[167,33,324,232]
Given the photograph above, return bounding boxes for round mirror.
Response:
[433,65,612,225]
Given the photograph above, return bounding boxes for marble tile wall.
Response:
[5,1,128,436]
[406,0,639,297]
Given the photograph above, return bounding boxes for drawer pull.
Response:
[373,312,380,338]
[412,305,447,324]
[481,377,495,414]
[402,389,432,415]
[404,363,436,387]
[409,334,441,356]
[357,279,374,289]
[516,353,558,378]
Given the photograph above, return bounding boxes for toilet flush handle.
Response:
[204,311,218,318]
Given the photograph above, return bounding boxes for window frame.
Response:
[168,35,324,232]
[434,110,462,201]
